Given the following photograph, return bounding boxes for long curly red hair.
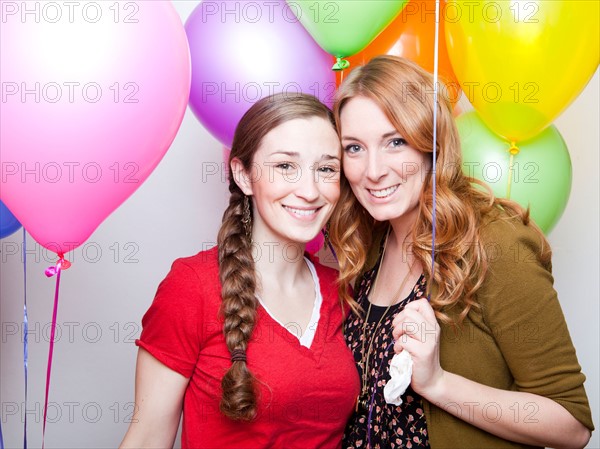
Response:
[329,56,550,324]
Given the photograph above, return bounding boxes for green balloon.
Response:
[457,111,572,234]
[288,1,408,60]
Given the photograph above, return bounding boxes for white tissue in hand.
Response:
[383,350,413,406]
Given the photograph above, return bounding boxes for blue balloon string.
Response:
[365,2,441,446]
[430,0,440,294]
[366,341,396,448]
[23,228,28,449]
[322,228,337,262]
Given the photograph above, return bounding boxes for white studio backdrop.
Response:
[1,2,598,448]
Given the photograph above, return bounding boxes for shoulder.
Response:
[474,211,555,314]
[479,210,551,271]
[306,254,338,288]
[172,245,220,278]
[479,210,533,239]
[155,246,221,304]
[163,246,221,292]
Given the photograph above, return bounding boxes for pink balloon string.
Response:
[42,255,70,448]
[23,229,28,449]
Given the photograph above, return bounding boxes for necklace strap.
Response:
[369,227,416,308]
[358,228,418,403]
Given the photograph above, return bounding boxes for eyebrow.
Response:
[269,150,300,157]
[381,130,401,139]
[342,130,400,141]
[269,151,340,161]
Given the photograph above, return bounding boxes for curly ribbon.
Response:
[23,229,28,449]
[332,57,350,71]
[506,142,520,200]
[41,254,71,448]
[339,66,345,85]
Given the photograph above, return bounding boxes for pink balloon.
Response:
[0,1,191,254]
[186,0,336,147]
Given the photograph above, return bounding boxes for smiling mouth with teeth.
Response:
[283,206,319,216]
[368,184,400,198]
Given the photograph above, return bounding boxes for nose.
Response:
[294,165,320,202]
[366,149,386,183]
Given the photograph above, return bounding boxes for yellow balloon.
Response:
[445,0,599,142]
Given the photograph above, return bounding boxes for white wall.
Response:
[1,2,598,447]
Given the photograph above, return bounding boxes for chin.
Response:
[362,206,393,222]
[296,231,321,244]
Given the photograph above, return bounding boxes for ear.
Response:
[230,157,253,196]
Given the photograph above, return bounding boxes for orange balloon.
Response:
[336,0,460,106]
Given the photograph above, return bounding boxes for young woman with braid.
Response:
[120,93,359,448]
[328,56,593,448]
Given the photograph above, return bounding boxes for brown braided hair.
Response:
[217,92,335,420]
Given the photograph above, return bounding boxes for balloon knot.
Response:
[45,255,71,277]
[332,57,350,71]
[508,142,520,155]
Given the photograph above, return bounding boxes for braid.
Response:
[215,92,335,419]
[217,185,258,421]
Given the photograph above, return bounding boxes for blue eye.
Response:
[390,138,407,148]
[344,144,362,154]
[317,165,338,173]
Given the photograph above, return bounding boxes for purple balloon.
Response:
[186,0,336,147]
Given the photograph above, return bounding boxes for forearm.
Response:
[119,405,181,449]
[423,370,591,449]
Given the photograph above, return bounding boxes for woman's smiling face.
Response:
[340,96,430,226]
[235,116,341,245]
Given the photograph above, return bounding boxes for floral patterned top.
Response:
[343,250,430,449]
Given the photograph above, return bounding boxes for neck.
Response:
[388,208,419,250]
[384,205,424,273]
[251,237,307,292]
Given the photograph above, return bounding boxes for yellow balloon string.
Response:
[506,141,520,199]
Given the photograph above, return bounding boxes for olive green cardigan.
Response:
[365,214,594,448]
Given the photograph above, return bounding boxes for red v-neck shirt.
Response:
[137,246,360,448]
